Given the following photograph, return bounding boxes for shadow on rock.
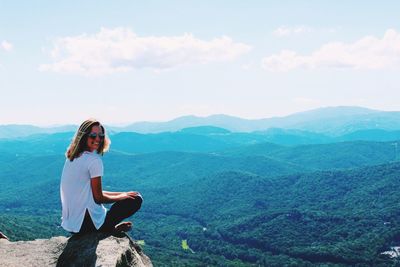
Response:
[56,232,111,267]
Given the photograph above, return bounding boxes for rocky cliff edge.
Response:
[0,232,152,267]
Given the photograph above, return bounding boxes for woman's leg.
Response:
[0,231,8,240]
[100,196,142,232]
[78,210,97,234]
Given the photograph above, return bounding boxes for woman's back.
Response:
[60,151,107,232]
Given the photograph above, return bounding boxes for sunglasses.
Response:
[88,132,105,139]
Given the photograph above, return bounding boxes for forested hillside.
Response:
[1,128,400,266]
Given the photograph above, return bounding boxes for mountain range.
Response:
[1,106,400,139]
[2,105,400,265]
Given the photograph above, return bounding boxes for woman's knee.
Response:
[123,194,143,211]
[134,194,143,210]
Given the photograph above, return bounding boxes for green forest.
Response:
[1,126,400,266]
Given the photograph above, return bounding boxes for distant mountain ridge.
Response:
[114,106,386,134]
[113,106,400,135]
[0,125,76,139]
[1,106,400,138]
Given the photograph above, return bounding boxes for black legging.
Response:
[78,196,142,234]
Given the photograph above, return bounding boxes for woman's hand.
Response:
[123,191,140,199]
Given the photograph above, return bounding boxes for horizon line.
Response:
[0,105,396,127]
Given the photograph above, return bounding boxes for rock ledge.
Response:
[0,232,152,267]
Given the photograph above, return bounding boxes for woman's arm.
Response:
[104,191,140,197]
[91,177,137,204]
[103,191,124,196]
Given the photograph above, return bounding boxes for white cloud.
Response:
[272,25,313,37]
[263,29,400,71]
[40,27,252,75]
[1,41,13,52]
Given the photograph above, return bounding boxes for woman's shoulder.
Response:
[82,151,103,162]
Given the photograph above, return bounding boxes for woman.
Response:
[60,119,142,234]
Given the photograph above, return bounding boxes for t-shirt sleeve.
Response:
[88,158,104,178]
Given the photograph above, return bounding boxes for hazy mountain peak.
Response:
[291,106,380,117]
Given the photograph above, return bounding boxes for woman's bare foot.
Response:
[0,231,9,240]
[114,221,132,232]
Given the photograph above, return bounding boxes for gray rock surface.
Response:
[0,232,152,267]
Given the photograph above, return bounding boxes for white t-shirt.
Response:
[60,151,107,232]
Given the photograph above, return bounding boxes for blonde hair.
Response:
[66,119,111,161]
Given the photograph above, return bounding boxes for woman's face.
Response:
[86,125,104,152]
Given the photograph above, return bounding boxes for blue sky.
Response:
[1,1,400,125]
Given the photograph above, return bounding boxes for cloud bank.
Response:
[263,29,400,71]
[40,27,252,75]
